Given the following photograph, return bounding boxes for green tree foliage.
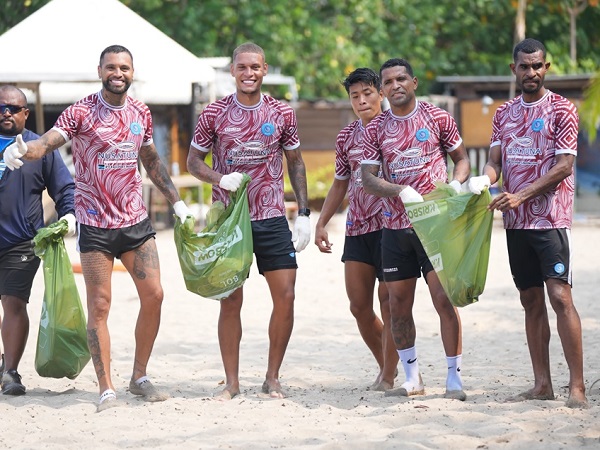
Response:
[2,0,599,100]
[580,71,600,142]
[0,0,48,31]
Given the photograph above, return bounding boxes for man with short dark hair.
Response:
[187,42,310,400]
[315,68,398,391]
[468,38,588,408]
[0,85,75,396]
[4,45,194,411]
[361,57,471,401]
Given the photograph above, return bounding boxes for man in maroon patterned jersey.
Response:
[4,45,194,412]
[361,58,471,401]
[187,42,310,400]
[315,68,398,391]
[468,38,588,408]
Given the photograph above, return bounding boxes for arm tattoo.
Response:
[361,164,400,198]
[140,145,180,204]
[286,150,308,208]
[24,130,67,160]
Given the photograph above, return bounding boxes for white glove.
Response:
[292,215,311,253]
[173,200,194,222]
[468,175,491,195]
[59,213,77,237]
[399,186,424,203]
[4,134,28,170]
[449,180,462,194]
[219,172,244,192]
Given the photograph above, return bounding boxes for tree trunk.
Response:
[509,0,527,99]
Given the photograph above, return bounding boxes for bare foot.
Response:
[213,385,240,401]
[566,387,589,409]
[370,380,394,392]
[262,380,285,399]
[504,388,555,403]
[566,397,589,409]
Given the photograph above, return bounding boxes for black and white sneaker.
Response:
[1,369,26,396]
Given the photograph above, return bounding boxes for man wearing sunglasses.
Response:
[0,85,75,396]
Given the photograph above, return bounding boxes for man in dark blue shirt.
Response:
[0,85,75,395]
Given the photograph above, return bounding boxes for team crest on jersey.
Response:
[531,118,544,132]
[130,122,142,135]
[416,128,430,142]
[261,122,275,136]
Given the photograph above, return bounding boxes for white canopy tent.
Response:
[0,0,216,132]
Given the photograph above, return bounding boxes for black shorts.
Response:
[381,228,433,282]
[506,228,572,290]
[77,217,156,259]
[251,216,298,275]
[0,240,40,302]
[342,230,384,281]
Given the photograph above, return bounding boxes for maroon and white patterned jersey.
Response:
[335,120,383,236]
[191,94,300,221]
[362,100,462,230]
[53,92,153,229]
[491,91,577,230]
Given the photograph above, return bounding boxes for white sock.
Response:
[134,375,149,385]
[446,354,463,391]
[99,389,116,404]
[398,346,420,385]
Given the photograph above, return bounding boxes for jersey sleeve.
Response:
[437,110,462,152]
[553,99,578,156]
[53,103,81,142]
[334,128,351,180]
[281,106,300,151]
[142,106,154,146]
[191,106,217,153]
[361,118,382,165]
[490,103,508,148]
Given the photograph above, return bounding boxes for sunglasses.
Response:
[0,104,27,115]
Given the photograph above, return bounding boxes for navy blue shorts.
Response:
[77,217,156,259]
[506,228,572,290]
[381,228,433,282]
[251,216,297,275]
[342,230,384,281]
[0,240,40,302]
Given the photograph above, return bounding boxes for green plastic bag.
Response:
[174,174,253,300]
[404,183,493,307]
[33,220,91,379]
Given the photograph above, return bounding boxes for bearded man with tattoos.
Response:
[4,45,194,412]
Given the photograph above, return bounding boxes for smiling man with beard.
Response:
[3,45,194,412]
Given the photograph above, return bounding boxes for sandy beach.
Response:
[1,212,599,449]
